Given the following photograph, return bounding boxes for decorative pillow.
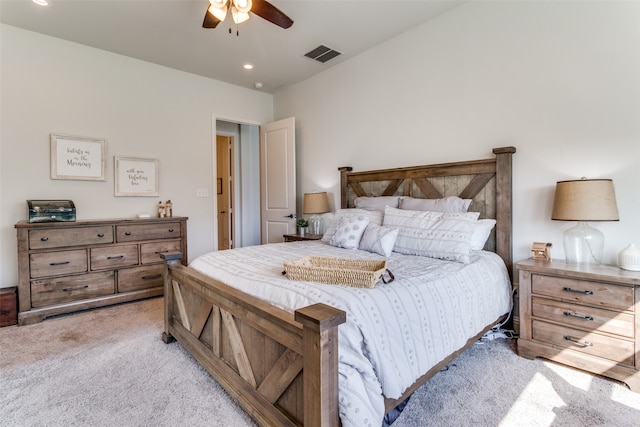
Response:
[329,215,370,250]
[470,219,496,250]
[383,206,479,263]
[354,196,402,211]
[359,223,399,257]
[322,209,384,242]
[398,196,472,213]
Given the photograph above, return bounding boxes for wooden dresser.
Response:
[516,258,640,392]
[15,217,188,325]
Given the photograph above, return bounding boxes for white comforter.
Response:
[189,241,512,427]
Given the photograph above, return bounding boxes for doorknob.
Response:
[220,211,227,214]
[284,214,294,218]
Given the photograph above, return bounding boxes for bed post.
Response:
[161,252,183,344]
[338,167,353,209]
[295,304,347,427]
[492,146,516,281]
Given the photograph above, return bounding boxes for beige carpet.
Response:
[1,297,639,426]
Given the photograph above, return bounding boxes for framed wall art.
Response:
[114,156,159,197]
[50,134,106,181]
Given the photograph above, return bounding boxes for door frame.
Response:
[211,114,262,251]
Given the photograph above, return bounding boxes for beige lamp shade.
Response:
[551,179,619,222]
[303,192,330,214]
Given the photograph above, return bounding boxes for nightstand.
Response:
[516,258,640,392]
[283,233,323,242]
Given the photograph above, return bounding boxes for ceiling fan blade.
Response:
[251,0,294,29]
[203,7,221,28]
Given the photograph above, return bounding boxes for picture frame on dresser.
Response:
[50,133,106,181]
[114,156,159,197]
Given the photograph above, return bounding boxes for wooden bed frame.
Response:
[161,146,516,427]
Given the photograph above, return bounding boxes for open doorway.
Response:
[216,135,234,250]
[215,120,261,249]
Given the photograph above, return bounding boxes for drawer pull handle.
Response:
[125,232,132,236]
[97,233,105,238]
[40,237,49,242]
[563,335,593,347]
[155,250,169,255]
[563,311,594,321]
[107,255,125,260]
[50,261,70,266]
[168,229,174,233]
[62,285,89,292]
[142,274,162,280]
[562,287,593,295]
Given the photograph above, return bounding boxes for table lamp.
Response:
[551,178,619,264]
[303,192,330,235]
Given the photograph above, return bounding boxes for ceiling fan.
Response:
[203,0,294,31]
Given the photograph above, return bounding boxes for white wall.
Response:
[0,24,273,287]
[274,0,640,267]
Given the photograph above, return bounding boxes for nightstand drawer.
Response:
[532,296,634,338]
[532,319,635,366]
[30,250,87,278]
[532,274,634,311]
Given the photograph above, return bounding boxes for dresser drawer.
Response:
[117,264,164,293]
[29,226,114,250]
[140,240,182,264]
[90,244,139,270]
[532,296,634,338]
[30,250,87,278]
[116,222,181,242]
[532,274,634,311]
[30,271,115,308]
[532,319,635,366]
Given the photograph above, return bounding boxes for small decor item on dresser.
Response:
[531,242,552,260]
[165,200,173,217]
[27,200,76,223]
[618,244,640,271]
[158,201,166,218]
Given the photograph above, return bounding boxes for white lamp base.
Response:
[563,222,604,264]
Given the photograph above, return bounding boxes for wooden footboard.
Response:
[161,253,346,427]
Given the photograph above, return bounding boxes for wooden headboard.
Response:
[339,146,516,279]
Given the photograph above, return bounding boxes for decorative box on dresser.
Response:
[15,217,188,326]
[516,258,640,392]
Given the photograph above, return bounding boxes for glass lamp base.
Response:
[563,222,604,264]
[309,214,322,235]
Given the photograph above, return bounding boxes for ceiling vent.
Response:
[304,45,342,64]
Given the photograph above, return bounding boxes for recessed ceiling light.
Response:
[32,0,49,6]
[243,64,254,70]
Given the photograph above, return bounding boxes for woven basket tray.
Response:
[283,256,389,288]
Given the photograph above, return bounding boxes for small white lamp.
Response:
[551,178,619,264]
[303,192,330,236]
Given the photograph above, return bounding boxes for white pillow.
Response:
[383,206,479,263]
[329,215,370,249]
[470,219,496,251]
[322,209,384,242]
[354,196,402,211]
[398,196,472,213]
[359,223,399,257]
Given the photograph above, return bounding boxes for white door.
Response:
[260,117,296,244]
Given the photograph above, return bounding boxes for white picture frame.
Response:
[50,134,106,181]
[114,156,159,197]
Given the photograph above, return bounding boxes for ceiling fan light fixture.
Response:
[231,7,250,24]
[233,0,252,14]
[208,4,228,21]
